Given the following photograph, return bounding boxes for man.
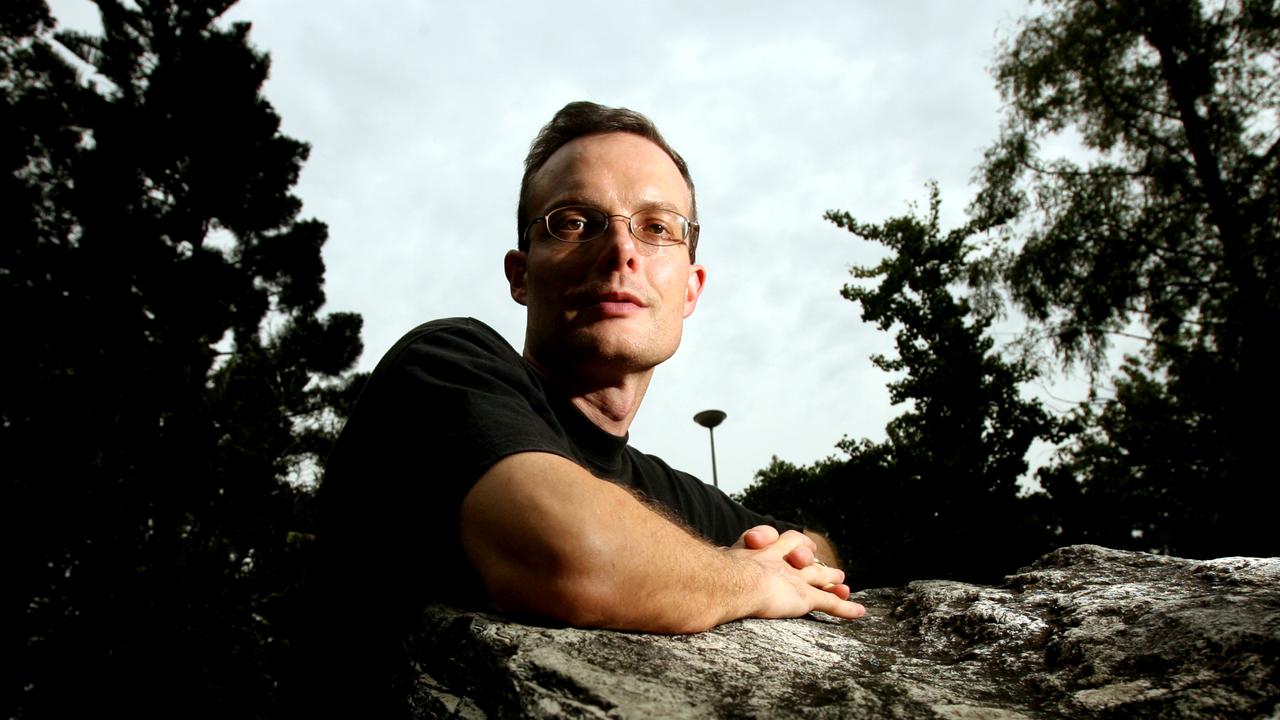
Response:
[318,102,863,646]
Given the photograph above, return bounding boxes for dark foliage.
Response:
[2,1,363,716]
[973,0,1279,557]
[740,187,1061,587]
[745,0,1277,586]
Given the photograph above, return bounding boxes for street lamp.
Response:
[693,409,727,489]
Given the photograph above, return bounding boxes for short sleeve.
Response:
[328,317,574,501]
[318,317,571,606]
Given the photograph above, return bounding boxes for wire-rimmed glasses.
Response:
[524,205,698,248]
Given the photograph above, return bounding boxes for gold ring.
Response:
[813,558,828,568]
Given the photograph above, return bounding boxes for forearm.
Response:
[460,452,866,632]
[461,452,760,632]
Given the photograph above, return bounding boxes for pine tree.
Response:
[3,2,363,715]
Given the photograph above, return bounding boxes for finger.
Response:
[736,524,779,550]
[804,564,845,589]
[821,583,851,601]
[783,544,815,570]
[772,529,815,556]
[809,589,866,620]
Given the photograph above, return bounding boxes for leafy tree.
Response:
[2,1,362,716]
[973,0,1279,557]
[741,187,1060,586]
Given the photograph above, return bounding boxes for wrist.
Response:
[712,548,767,625]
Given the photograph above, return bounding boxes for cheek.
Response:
[648,264,687,301]
[529,247,592,286]
[525,255,572,295]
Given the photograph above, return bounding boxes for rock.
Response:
[407,545,1280,718]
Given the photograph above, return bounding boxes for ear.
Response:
[504,249,529,306]
[683,263,706,318]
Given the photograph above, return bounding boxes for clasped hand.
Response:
[727,526,865,621]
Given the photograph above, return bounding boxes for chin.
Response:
[567,328,680,373]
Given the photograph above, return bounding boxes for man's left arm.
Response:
[804,530,842,570]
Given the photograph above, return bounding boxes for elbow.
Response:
[526,572,619,629]
[484,552,621,629]
[485,556,721,634]
[531,580,720,634]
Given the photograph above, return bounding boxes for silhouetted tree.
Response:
[972,0,1279,557]
[741,187,1060,586]
[2,1,362,716]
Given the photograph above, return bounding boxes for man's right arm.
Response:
[459,451,864,633]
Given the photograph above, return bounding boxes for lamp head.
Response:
[693,409,726,429]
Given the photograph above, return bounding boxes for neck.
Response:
[524,352,653,437]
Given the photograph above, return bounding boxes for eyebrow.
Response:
[539,196,685,216]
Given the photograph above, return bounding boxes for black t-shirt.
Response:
[319,317,800,607]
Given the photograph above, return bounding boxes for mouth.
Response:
[575,289,648,317]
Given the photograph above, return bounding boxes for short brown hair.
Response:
[517,101,699,261]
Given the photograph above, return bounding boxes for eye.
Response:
[547,207,602,241]
[635,210,683,243]
[559,217,586,233]
[641,220,671,237]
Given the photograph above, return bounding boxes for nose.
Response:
[595,215,644,270]
[603,215,631,235]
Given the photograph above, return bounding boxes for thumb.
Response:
[738,525,780,550]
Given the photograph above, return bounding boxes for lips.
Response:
[595,291,647,307]
[571,288,649,317]
[571,288,648,308]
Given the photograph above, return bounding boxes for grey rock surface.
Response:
[408,545,1280,718]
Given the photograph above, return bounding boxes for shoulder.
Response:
[346,317,537,422]
[329,316,561,471]
[384,317,516,363]
[367,317,523,381]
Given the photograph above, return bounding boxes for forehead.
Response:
[527,132,691,215]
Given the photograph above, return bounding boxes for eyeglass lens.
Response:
[545,206,687,245]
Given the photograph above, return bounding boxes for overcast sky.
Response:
[48,1,1076,496]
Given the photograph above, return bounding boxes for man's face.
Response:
[505,132,706,381]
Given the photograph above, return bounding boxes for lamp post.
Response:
[693,409,727,489]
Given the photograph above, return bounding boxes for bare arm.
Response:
[460,452,864,633]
